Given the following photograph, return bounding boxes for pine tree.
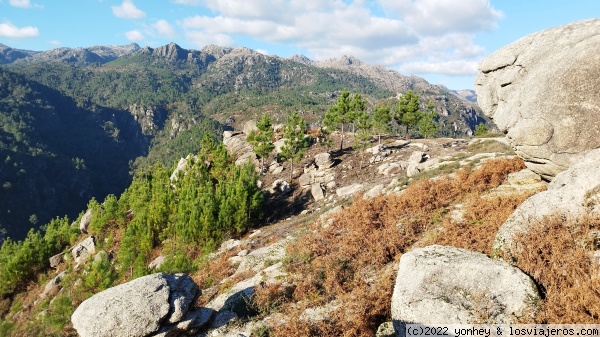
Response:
[353,110,372,170]
[323,90,366,151]
[280,112,310,182]
[418,101,439,139]
[247,113,275,172]
[372,104,391,145]
[394,90,422,140]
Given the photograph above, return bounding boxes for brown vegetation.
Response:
[252,157,528,336]
[509,216,600,323]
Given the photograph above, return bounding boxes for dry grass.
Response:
[509,216,600,323]
[252,157,526,336]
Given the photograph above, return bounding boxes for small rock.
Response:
[272,166,284,175]
[376,322,395,337]
[149,255,167,270]
[311,183,325,201]
[314,152,334,170]
[406,163,422,177]
[49,252,65,268]
[71,236,95,265]
[409,151,425,164]
[336,183,364,197]
[271,179,291,194]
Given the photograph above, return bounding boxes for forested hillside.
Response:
[0,42,489,240]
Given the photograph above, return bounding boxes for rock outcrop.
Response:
[392,245,539,335]
[71,236,95,265]
[494,148,600,255]
[476,19,600,180]
[71,273,204,337]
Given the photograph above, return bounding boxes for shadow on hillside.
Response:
[263,186,312,225]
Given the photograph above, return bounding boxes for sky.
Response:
[1,0,599,90]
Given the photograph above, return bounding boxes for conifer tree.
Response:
[394,90,422,139]
[323,89,366,151]
[418,101,439,139]
[372,104,392,145]
[353,110,372,170]
[247,113,275,172]
[280,112,310,182]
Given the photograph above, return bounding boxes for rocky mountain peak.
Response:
[201,45,233,59]
[152,42,188,61]
[289,54,312,64]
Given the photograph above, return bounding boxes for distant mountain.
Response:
[452,89,478,103]
[0,42,491,238]
[0,43,141,65]
[0,44,38,64]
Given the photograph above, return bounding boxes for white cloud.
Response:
[153,20,177,38]
[379,0,502,36]
[125,30,145,41]
[112,0,146,19]
[9,0,31,8]
[0,22,39,38]
[400,60,479,76]
[178,0,502,77]
[172,0,202,5]
[48,40,61,46]
[185,30,234,48]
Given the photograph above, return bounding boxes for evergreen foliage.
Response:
[352,110,372,169]
[418,101,439,139]
[323,90,367,151]
[117,136,264,276]
[0,217,78,298]
[280,112,310,182]
[372,104,392,145]
[247,114,275,172]
[474,123,488,136]
[394,90,422,139]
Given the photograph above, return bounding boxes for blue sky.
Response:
[1,0,599,90]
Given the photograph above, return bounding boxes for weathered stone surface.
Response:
[49,252,65,268]
[409,151,425,164]
[336,183,364,197]
[71,274,170,337]
[72,273,199,337]
[494,149,600,254]
[299,173,311,187]
[406,163,422,177]
[486,168,547,198]
[243,120,258,135]
[378,162,402,176]
[148,255,167,270]
[364,184,385,199]
[71,236,95,265]
[40,271,66,299]
[475,19,600,179]
[79,209,93,233]
[164,274,200,324]
[376,322,395,337]
[223,132,256,165]
[392,245,539,333]
[311,183,325,201]
[271,179,291,194]
[314,152,334,170]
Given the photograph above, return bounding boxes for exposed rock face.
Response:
[311,183,325,201]
[243,119,258,136]
[79,209,93,234]
[223,131,257,166]
[71,236,95,265]
[336,183,364,197]
[494,148,600,254]
[71,273,201,337]
[392,245,539,334]
[475,19,600,180]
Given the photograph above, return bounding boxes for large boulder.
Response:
[79,209,93,233]
[475,19,600,180]
[314,152,334,170]
[71,273,202,337]
[494,148,600,255]
[392,245,539,335]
